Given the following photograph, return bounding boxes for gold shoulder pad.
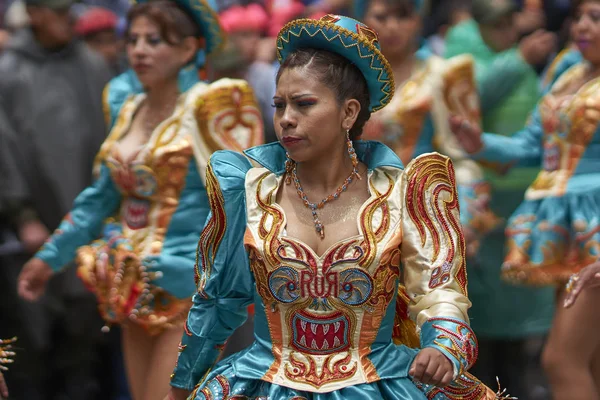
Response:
[194,78,265,153]
[442,55,481,124]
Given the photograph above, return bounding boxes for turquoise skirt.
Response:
[191,346,494,400]
[501,189,600,286]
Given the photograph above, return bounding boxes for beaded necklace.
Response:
[286,136,361,239]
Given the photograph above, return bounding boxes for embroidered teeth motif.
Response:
[333,337,341,348]
[334,321,341,333]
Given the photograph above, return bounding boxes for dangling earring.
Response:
[285,152,294,185]
[346,129,361,180]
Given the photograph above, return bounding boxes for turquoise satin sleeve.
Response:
[420,317,477,378]
[170,151,255,390]
[35,163,121,271]
[456,184,475,229]
[475,107,543,166]
[142,161,209,299]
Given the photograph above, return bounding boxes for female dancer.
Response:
[0,337,15,399]
[359,0,501,257]
[166,14,499,400]
[450,1,600,398]
[16,1,263,399]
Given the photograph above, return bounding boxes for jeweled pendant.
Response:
[315,222,325,239]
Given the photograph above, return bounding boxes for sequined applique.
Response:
[195,84,263,153]
[418,371,495,400]
[196,161,227,294]
[244,168,401,392]
[405,154,467,294]
[431,317,478,375]
[284,352,358,389]
[442,57,480,123]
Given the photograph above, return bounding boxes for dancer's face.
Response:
[572,1,600,65]
[273,67,360,163]
[126,16,196,89]
[363,0,421,59]
[479,13,518,52]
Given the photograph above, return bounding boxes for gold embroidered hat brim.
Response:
[276,15,395,111]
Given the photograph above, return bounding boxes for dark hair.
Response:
[423,0,470,37]
[276,48,371,140]
[127,0,200,46]
[367,0,416,19]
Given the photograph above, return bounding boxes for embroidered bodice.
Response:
[529,64,600,198]
[171,142,477,394]
[244,167,404,392]
[478,62,600,200]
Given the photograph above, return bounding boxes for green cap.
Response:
[471,0,517,24]
[24,0,74,10]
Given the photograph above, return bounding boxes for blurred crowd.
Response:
[0,0,579,399]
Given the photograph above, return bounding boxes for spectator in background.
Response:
[75,7,123,75]
[423,0,471,56]
[444,0,557,398]
[74,0,131,37]
[445,0,555,113]
[0,0,112,398]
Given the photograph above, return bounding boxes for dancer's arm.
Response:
[449,106,544,167]
[400,153,477,380]
[169,151,254,392]
[34,162,121,271]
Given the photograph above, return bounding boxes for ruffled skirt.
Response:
[190,349,495,400]
[501,189,600,286]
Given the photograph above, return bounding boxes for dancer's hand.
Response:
[564,261,600,308]
[518,30,556,66]
[18,258,52,301]
[409,348,454,387]
[0,371,7,399]
[449,115,484,154]
[165,387,190,400]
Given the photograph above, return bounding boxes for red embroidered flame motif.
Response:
[405,154,467,294]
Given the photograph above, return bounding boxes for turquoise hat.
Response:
[276,15,394,112]
[135,0,225,55]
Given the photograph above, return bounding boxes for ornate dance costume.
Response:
[171,15,497,400]
[32,0,264,333]
[35,78,263,333]
[364,53,501,249]
[474,59,600,286]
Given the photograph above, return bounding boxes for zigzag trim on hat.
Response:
[276,17,395,111]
